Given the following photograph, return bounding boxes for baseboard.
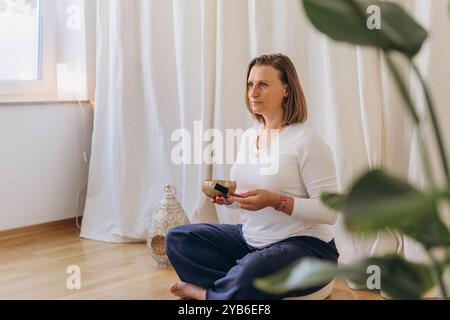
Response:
[0,217,82,241]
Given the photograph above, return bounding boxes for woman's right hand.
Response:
[211,196,234,205]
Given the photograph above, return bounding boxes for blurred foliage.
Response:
[256,0,450,299]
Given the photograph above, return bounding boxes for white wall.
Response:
[0,102,93,231]
[0,0,97,231]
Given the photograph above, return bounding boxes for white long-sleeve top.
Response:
[227,122,338,248]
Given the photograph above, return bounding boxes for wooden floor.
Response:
[0,225,382,300]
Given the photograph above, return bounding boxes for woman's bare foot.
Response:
[170,281,207,300]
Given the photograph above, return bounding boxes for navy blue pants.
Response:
[166,224,339,300]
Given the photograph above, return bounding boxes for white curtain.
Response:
[81,0,450,271]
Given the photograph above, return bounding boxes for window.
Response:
[0,0,41,81]
[0,0,89,102]
[0,0,57,101]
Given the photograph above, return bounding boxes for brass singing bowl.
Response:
[202,180,237,198]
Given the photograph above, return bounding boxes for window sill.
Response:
[0,95,92,106]
[0,99,94,108]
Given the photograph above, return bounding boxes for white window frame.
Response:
[0,0,57,102]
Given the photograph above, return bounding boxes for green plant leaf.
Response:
[319,171,450,248]
[343,170,433,230]
[364,255,435,299]
[321,192,347,211]
[254,255,434,299]
[253,258,340,294]
[405,213,450,249]
[342,170,450,248]
[302,0,427,58]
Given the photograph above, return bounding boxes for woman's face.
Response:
[247,65,288,118]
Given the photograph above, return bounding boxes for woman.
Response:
[166,53,339,300]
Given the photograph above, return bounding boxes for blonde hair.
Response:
[244,53,308,127]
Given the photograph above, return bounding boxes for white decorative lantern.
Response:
[147,185,190,268]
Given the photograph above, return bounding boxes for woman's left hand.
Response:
[230,189,279,211]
